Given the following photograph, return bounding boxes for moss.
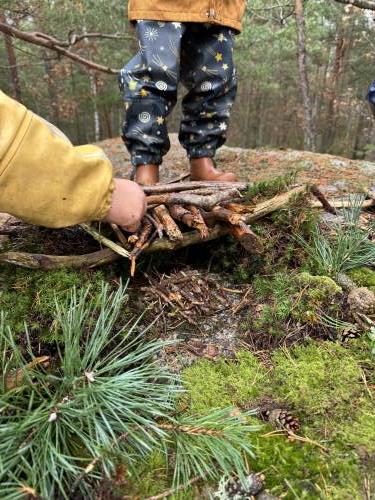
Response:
[347,267,375,288]
[182,351,267,413]
[339,407,375,455]
[269,342,363,421]
[249,272,342,335]
[0,265,108,342]
[181,341,368,498]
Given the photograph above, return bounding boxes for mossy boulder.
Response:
[249,272,342,335]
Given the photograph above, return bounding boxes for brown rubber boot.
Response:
[190,157,237,182]
[134,164,160,186]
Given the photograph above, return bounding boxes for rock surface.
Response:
[98,134,375,194]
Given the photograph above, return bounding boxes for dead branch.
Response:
[310,199,374,209]
[0,248,119,269]
[110,224,128,247]
[143,181,248,194]
[201,206,245,226]
[169,204,209,238]
[144,213,164,238]
[133,219,153,249]
[333,0,375,10]
[0,22,119,74]
[310,185,337,214]
[147,188,240,210]
[242,185,307,222]
[153,205,183,241]
[230,223,264,254]
[186,205,209,238]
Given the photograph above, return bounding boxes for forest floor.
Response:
[1,137,375,499]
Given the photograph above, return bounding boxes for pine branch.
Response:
[0,22,120,74]
[333,0,375,10]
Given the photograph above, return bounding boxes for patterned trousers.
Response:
[119,21,238,167]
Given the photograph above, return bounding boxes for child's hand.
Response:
[105,179,146,232]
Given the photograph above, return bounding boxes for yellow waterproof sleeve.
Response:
[0,91,114,228]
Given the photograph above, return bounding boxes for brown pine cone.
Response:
[260,408,300,433]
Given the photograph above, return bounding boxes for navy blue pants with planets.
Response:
[119,21,238,167]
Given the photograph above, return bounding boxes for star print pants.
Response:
[118,21,238,167]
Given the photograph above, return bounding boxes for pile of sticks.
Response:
[0,181,311,270]
[124,180,264,274]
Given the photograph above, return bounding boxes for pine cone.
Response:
[341,328,360,342]
[224,473,265,498]
[260,408,300,433]
[347,287,375,315]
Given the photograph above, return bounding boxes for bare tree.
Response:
[0,13,22,101]
[295,0,316,151]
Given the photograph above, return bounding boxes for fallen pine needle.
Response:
[144,475,202,500]
[261,430,328,452]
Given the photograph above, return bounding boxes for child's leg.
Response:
[179,25,237,181]
[119,21,184,184]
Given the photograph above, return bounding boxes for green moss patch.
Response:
[0,265,107,342]
[348,267,375,288]
[180,340,374,498]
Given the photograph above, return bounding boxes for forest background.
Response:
[0,0,374,161]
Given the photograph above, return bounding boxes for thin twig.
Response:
[110,223,129,247]
[80,224,130,259]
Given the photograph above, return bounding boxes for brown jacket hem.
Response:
[128,10,243,32]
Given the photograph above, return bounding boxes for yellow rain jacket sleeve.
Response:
[0,91,114,228]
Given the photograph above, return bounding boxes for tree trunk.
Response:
[0,14,22,101]
[295,0,316,152]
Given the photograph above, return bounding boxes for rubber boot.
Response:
[190,157,237,182]
[134,164,160,186]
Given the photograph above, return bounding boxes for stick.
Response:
[310,199,374,209]
[80,224,130,259]
[201,206,245,226]
[230,223,264,253]
[0,248,120,269]
[169,205,209,238]
[144,213,164,238]
[110,224,129,247]
[142,181,249,194]
[0,22,119,74]
[147,188,240,210]
[243,185,307,222]
[186,205,209,238]
[133,219,153,249]
[310,185,337,214]
[165,172,190,184]
[153,205,183,241]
